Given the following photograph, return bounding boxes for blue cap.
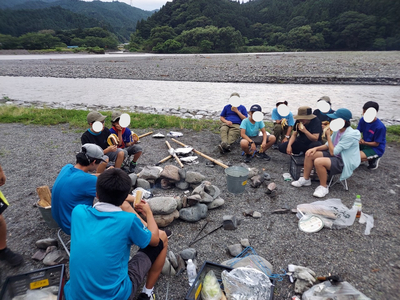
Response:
[327,108,352,121]
[249,104,262,112]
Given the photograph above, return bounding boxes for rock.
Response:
[154,210,179,227]
[295,279,312,294]
[252,211,262,218]
[204,184,221,199]
[389,189,396,195]
[32,249,47,261]
[136,178,151,190]
[199,191,214,203]
[139,166,163,180]
[160,165,181,182]
[179,204,208,222]
[192,183,205,195]
[223,215,239,230]
[263,172,271,181]
[129,173,137,186]
[180,248,197,260]
[267,182,277,191]
[168,251,178,269]
[185,171,206,184]
[182,195,188,208]
[175,196,183,210]
[176,253,186,275]
[243,209,254,216]
[160,178,173,189]
[175,180,190,190]
[178,168,186,181]
[162,259,175,276]
[43,249,68,266]
[207,197,225,209]
[187,194,201,206]
[241,239,250,248]
[35,238,58,250]
[222,255,273,276]
[227,244,243,257]
[147,197,178,215]
[250,175,265,188]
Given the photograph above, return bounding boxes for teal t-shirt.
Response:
[64,205,152,300]
[240,118,265,137]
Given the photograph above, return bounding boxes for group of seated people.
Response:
[218,94,386,198]
[46,97,385,299]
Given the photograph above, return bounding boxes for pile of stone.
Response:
[129,165,225,227]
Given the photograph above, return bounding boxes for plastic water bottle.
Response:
[187,259,197,286]
[353,195,362,218]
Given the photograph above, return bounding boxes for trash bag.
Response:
[297,198,357,229]
[359,212,374,235]
[132,187,152,199]
[200,270,222,300]
[302,280,371,300]
[221,267,272,300]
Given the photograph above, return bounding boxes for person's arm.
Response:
[0,164,6,186]
[220,116,232,126]
[232,106,247,120]
[298,125,319,142]
[134,200,159,246]
[326,130,335,156]
[240,128,256,152]
[260,128,268,149]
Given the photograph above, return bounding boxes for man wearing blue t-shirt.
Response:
[52,144,106,235]
[64,168,168,300]
[357,101,386,170]
[219,92,248,153]
[240,104,276,163]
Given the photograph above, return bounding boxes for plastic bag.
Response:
[201,270,222,300]
[13,286,58,300]
[302,280,371,300]
[359,212,374,235]
[132,187,152,199]
[221,267,272,300]
[297,198,357,229]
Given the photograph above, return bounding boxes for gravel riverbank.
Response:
[0,51,400,85]
[0,123,399,299]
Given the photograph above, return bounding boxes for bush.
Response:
[177,46,201,54]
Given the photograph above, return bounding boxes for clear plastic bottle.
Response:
[187,259,197,286]
[353,195,362,218]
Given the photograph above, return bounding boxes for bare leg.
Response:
[145,230,168,289]
[114,151,125,168]
[314,157,331,187]
[262,135,276,152]
[97,161,108,174]
[303,151,324,180]
[240,139,251,154]
[0,215,7,250]
[360,151,368,162]
[132,151,142,163]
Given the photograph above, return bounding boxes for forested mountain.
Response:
[131,0,400,53]
[0,0,154,41]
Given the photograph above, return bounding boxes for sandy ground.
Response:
[0,123,399,299]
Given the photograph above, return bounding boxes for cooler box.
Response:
[290,155,319,181]
[0,264,65,300]
[185,261,275,300]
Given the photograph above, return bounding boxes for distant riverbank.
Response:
[0,51,399,85]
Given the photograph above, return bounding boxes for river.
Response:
[0,53,399,122]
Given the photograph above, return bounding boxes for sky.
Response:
[83,0,249,12]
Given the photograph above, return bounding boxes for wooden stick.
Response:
[138,131,154,139]
[36,186,52,207]
[165,141,184,168]
[171,138,229,169]
[156,155,172,166]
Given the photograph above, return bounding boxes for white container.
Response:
[187,259,197,287]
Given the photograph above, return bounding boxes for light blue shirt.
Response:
[240,118,265,137]
[271,108,295,126]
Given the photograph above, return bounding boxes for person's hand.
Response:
[231,106,239,113]
[288,264,316,285]
[359,138,365,145]
[298,122,306,133]
[107,145,117,152]
[282,137,288,143]
[261,142,267,151]
[325,128,331,139]
[132,135,138,142]
[250,142,256,152]
[286,145,292,155]
[0,169,6,186]
[114,124,123,131]
[306,148,316,157]
[134,199,152,217]
[225,120,233,126]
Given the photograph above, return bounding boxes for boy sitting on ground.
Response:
[109,111,143,173]
[64,168,168,300]
[219,92,248,153]
[357,101,386,170]
[271,101,295,149]
[240,104,276,163]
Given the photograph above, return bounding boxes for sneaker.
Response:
[129,162,137,173]
[244,154,252,163]
[0,248,23,267]
[368,157,381,170]
[291,177,311,187]
[164,229,173,239]
[225,144,231,152]
[218,144,225,154]
[137,292,155,300]
[313,185,329,198]
[257,152,271,161]
[272,144,279,150]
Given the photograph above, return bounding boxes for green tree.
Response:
[18,32,61,49]
[216,26,243,52]
[0,34,20,49]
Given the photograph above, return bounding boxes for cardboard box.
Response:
[0,264,65,300]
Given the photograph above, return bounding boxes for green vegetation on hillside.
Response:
[130,0,400,53]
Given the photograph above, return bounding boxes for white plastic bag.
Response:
[221,267,272,300]
[302,280,371,300]
[359,212,374,235]
[132,187,152,199]
[200,270,222,300]
[297,198,357,229]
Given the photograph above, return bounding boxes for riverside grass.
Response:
[0,105,399,142]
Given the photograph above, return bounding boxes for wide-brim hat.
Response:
[293,106,315,120]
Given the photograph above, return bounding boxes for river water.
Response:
[0,53,399,121]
